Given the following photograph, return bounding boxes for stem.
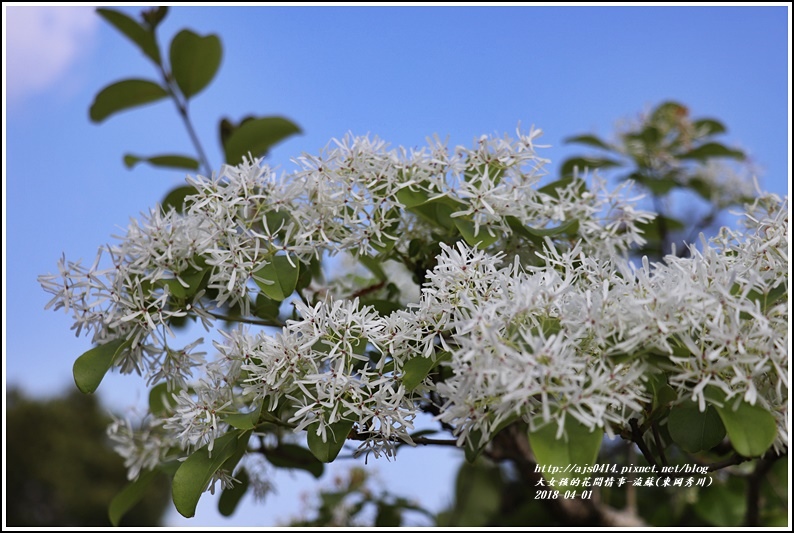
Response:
[629,418,659,470]
[157,63,213,175]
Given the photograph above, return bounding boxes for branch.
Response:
[202,309,285,328]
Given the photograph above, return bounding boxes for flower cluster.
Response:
[39,129,788,485]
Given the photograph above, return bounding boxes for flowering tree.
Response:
[38,7,787,527]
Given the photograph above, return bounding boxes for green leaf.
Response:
[537,177,586,199]
[307,418,355,463]
[408,196,460,231]
[627,171,678,195]
[108,468,159,526]
[523,219,580,239]
[148,381,178,417]
[253,255,300,302]
[694,477,746,527]
[264,443,325,478]
[563,134,613,151]
[714,398,777,457]
[375,503,402,527]
[361,298,403,317]
[172,429,251,518]
[692,118,727,137]
[169,29,222,99]
[161,185,196,213]
[218,468,249,517]
[124,153,200,171]
[223,403,263,430]
[73,338,129,394]
[679,142,745,161]
[450,459,503,527]
[453,217,499,249]
[223,116,302,165]
[253,293,282,321]
[358,254,387,282]
[395,185,431,207]
[96,8,161,64]
[667,401,726,453]
[560,156,622,177]
[529,416,603,482]
[402,354,443,392]
[89,79,168,123]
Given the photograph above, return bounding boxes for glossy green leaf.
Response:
[124,153,200,171]
[218,468,248,517]
[307,418,355,463]
[96,8,161,64]
[714,398,777,457]
[453,217,499,249]
[667,401,725,453]
[253,293,282,321]
[89,79,168,123]
[395,185,431,207]
[408,197,459,231]
[161,185,196,213]
[108,468,159,526]
[172,429,251,518]
[679,142,745,161]
[73,338,129,394]
[529,416,603,481]
[402,355,438,392]
[224,116,302,165]
[224,403,263,430]
[563,134,613,151]
[264,443,324,478]
[253,255,299,302]
[560,156,622,177]
[169,29,222,99]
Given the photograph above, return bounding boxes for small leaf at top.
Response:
[89,79,168,123]
[97,8,161,64]
[169,29,222,99]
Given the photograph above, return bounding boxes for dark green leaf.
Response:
[224,116,302,165]
[395,185,431,208]
[560,157,622,177]
[628,171,678,195]
[358,254,387,281]
[253,293,282,321]
[714,398,777,457]
[529,416,603,482]
[693,477,746,527]
[253,255,300,302]
[224,403,263,430]
[264,443,324,478]
[408,196,460,231]
[636,216,685,240]
[89,79,168,123]
[523,219,580,239]
[453,217,499,249]
[218,468,249,517]
[172,429,251,518]
[73,338,129,394]
[692,118,727,137]
[375,503,402,527]
[563,134,613,151]
[161,185,196,213]
[141,6,168,29]
[360,298,403,316]
[307,418,355,463]
[450,459,502,527]
[169,30,222,99]
[108,468,159,526]
[402,355,438,392]
[124,154,200,171]
[679,142,745,161]
[96,8,161,64]
[667,401,725,453]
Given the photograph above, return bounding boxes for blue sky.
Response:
[3,4,791,527]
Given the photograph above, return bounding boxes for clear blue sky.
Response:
[3,4,790,527]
